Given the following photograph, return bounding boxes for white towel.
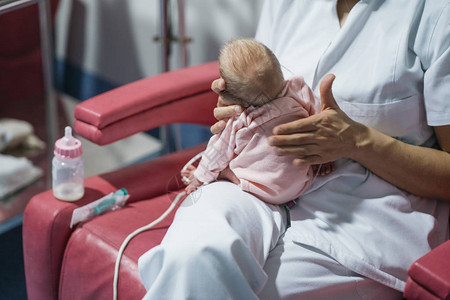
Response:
[0,154,42,200]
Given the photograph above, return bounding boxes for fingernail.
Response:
[235,106,242,114]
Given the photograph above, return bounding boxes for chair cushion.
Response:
[406,240,450,300]
[405,277,441,300]
[59,190,184,299]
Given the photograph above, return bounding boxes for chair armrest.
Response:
[74,61,219,145]
[404,240,450,300]
[23,144,205,300]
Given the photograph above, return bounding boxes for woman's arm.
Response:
[352,125,450,202]
[269,74,450,202]
[435,125,450,152]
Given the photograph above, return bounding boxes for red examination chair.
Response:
[22,61,450,299]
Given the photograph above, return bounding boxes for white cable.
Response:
[113,151,204,300]
[181,151,204,183]
[113,191,185,300]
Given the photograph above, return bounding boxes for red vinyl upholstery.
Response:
[23,61,218,300]
[404,241,450,300]
[22,61,450,299]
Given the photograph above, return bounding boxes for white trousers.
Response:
[138,182,402,300]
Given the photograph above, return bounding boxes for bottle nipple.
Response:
[54,126,82,159]
[62,126,75,146]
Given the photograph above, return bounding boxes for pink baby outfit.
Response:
[194,76,320,204]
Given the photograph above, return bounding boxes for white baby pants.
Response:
[138,181,402,300]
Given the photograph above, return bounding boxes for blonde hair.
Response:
[219,38,284,107]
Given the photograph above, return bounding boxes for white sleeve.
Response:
[422,1,450,126]
[194,118,240,184]
[254,0,275,46]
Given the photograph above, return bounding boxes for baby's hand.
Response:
[217,166,240,185]
[312,162,336,176]
[185,177,203,194]
[181,164,197,185]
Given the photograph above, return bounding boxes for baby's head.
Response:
[218,38,284,108]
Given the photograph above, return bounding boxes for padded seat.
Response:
[59,191,180,299]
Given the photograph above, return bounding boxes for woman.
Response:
[139,0,450,299]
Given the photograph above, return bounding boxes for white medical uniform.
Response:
[139,0,450,299]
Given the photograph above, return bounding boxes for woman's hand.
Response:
[269,74,450,201]
[210,78,243,134]
[269,74,367,166]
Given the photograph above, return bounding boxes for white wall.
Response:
[55,0,264,87]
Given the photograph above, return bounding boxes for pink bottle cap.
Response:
[54,126,82,159]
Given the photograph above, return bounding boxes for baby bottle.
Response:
[52,126,84,201]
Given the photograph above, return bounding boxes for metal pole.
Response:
[157,0,191,153]
[159,0,172,153]
[38,0,58,188]
[177,0,188,68]
[159,0,170,72]
[171,0,188,151]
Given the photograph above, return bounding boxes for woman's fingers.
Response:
[211,78,225,94]
[213,105,242,120]
[211,106,243,134]
[273,144,321,157]
[272,117,317,135]
[210,120,226,134]
[269,132,318,147]
[210,77,244,135]
[319,74,338,111]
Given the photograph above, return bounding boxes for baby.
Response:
[184,38,332,204]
